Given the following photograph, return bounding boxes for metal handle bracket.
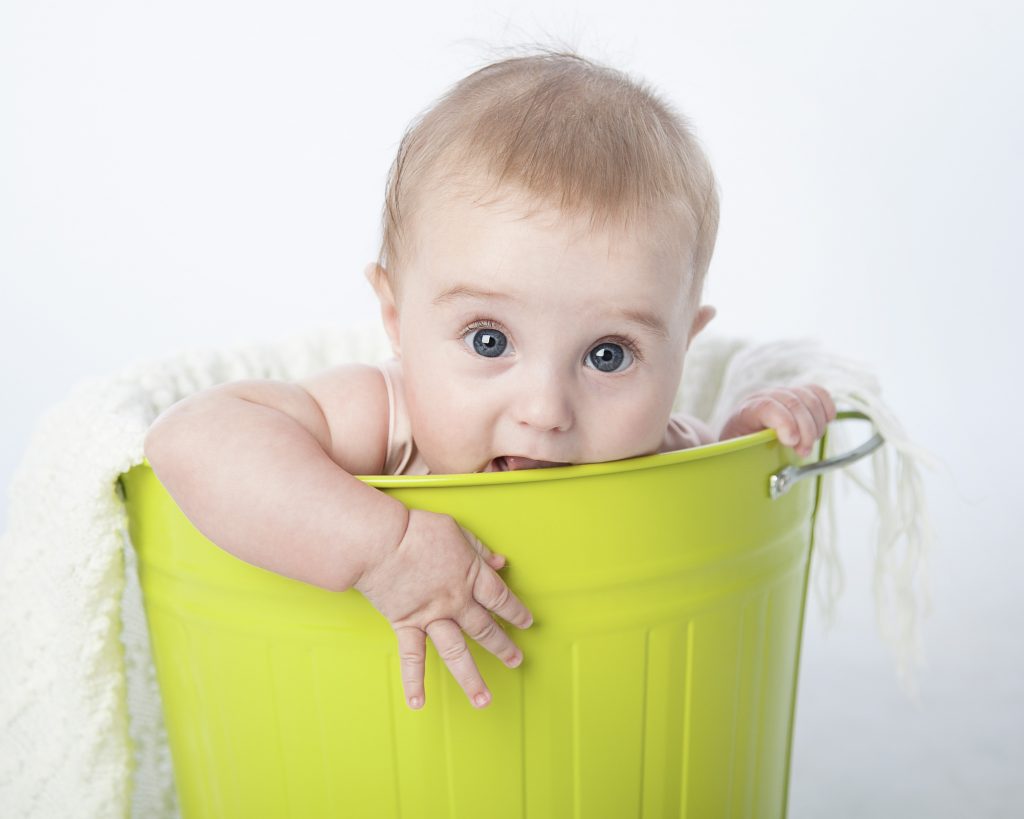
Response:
[769,410,883,500]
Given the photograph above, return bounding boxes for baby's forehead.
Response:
[417,185,690,263]
[398,178,698,309]
[414,221,690,326]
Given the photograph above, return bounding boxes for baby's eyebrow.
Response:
[615,307,670,339]
[432,284,513,306]
[433,283,670,339]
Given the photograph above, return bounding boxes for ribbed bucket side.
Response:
[122,433,818,819]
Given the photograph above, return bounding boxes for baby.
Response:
[145,50,836,714]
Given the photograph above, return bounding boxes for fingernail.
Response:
[409,696,422,709]
[508,651,522,667]
[474,692,490,707]
[524,616,534,628]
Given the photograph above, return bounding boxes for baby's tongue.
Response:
[502,456,566,471]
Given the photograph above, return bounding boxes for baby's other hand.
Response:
[353,508,533,712]
[717,384,837,458]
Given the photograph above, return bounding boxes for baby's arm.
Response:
[145,367,401,588]
[144,364,532,710]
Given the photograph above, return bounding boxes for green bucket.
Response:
[119,411,880,818]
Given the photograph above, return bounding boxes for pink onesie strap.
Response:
[375,358,429,476]
[662,413,715,452]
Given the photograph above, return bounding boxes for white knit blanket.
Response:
[0,321,938,818]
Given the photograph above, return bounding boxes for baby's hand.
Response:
[353,508,533,711]
[717,384,837,457]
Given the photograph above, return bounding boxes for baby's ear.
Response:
[365,263,401,357]
[364,262,387,291]
[687,305,717,349]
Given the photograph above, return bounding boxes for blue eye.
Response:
[465,327,508,357]
[587,342,633,372]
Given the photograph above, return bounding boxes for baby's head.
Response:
[365,49,720,474]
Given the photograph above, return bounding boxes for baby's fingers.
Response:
[474,565,534,631]
[395,626,427,710]
[425,619,493,709]
[461,604,525,670]
[790,385,838,454]
[459,524,507,571]
[757,392,817,455]
[808,384,837,422]
[790,385,828,438]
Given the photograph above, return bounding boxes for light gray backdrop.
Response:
[3,1,1021,816]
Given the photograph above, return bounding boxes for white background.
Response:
[3,1,1022,815]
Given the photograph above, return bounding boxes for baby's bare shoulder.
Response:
[297,362,389,476]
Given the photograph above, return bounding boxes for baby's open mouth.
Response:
[485,456,572,472]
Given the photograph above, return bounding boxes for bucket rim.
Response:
[130,429,781,490]
[355,428,780,488]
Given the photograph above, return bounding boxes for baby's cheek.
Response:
[407,381,490,465]
[590,398,667,459]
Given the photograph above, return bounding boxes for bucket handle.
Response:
[769,410,883,500]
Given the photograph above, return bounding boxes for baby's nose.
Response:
[513,369,575,432]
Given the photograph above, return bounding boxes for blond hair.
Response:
[373,48,719,307]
